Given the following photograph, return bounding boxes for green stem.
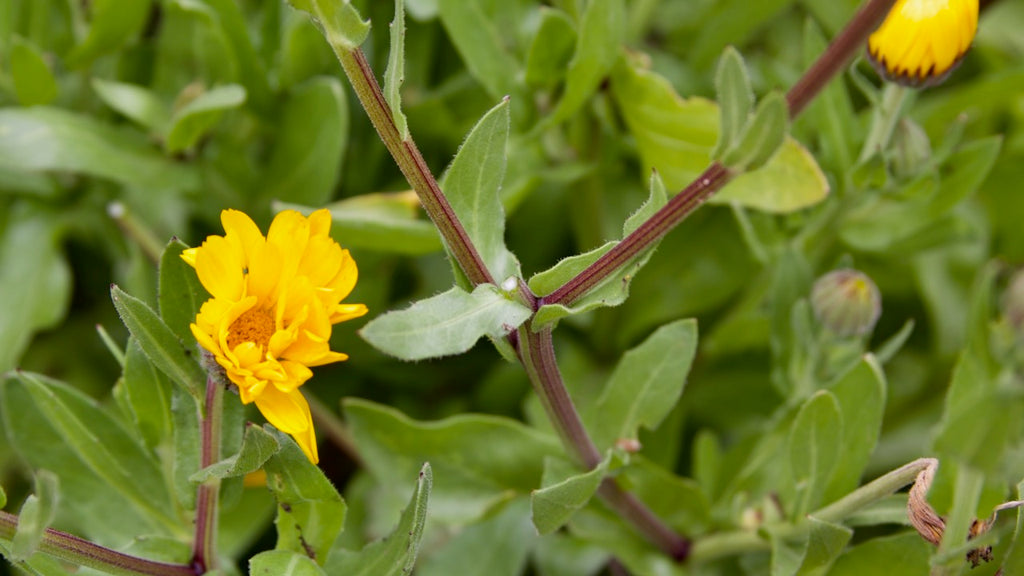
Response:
[933,465,984,574]
[859,83,909,162]
[0,511,194,576]
[191,374,224,573]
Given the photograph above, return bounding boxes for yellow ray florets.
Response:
[868,0,978,87]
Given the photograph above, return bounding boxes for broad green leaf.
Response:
[5,372,178,536]
[92,79,172,135]
[611,58,828,213]
[344,398,561,524]
[0,107,199,191]
[262,78,347,206]
[11,471,58,561]
[418,499,535,576]
[0,207,71,374]
[524,8,577,90]
[384,0,408,140]
[325,463,431,575]
[788,390,843,517]
[442,99,518,281]
[620,456,711,534]
[264,427,346,565]
[545,0,625,126]
[66,0,153,67]
[165,84,246,153]
[111,285,205,400]
[10,38,57,106]
[532,457,609,535]
[590,319,697,450]
[437,0,520,99]
[158,239,207,346]
[288,0,370,50]
[118,338,174,449]
[799,517,853,575]
[279,194,443,255]
[821,356,886,504]
[712,46,754,159]
[190,424,280,483]
[360,285,531,361]
[250,551,327,576]
[721,91,789,172]
[828,532,930,575]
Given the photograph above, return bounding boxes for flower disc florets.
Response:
[867,0,978,87]
[182,209,367,463]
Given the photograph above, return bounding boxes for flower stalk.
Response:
[191,372,224,573]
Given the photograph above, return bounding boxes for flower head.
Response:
[183,209,367,463]
[867,0,978,87]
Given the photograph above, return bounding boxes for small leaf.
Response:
[532,457,609,535]
[10,38,58,106]
[721,90,789,172]
[112,285,206,400]
[590,319,698,450]
[384,0,408,140]
[165,84,246,153]
[119,338,174,449]
[712,46,754,159]
[442,99,519,281]
[11,471,59,561]
[287,0,371,50]
[788,391,843,517]
[190,424,280,483]
[360,285,531,361]
[324,463,432,575]
[436,0,520,99]
[250,551,327,576]
[67,0,154,68]
[171,387,200,510]
[92,79,173,135]
[158,239,207,346]
[264,427,346,565]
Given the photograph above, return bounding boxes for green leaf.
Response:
[417,499,536,576]
[360,285,531,361]
[545,0,625,126]
[201,0,272,111]
[788,390,843,517]
[119,338,174,449]
[324,463,431,575]
[165,84,246,153]
[384,0,408,140]
[158,239,207,346]
[712,46,754,159]
[619,456,711,534]
[524,8,577,90]
[264,427,346,565]
[589,319,698,450]
[611,58,828,213]
[288,0,370,50]
[623,169,669,236]
[11,471,59,561]
[10,37,57,106]
[171,386,200,510]
[92,79,172,135]
[721,91,789,172]
[442,99,518,281]
[262,77,348,206]
[828,533,930,575]
[799,517,853,575]
[0,107,199,191]
[532,533,608,576]
[250,551,327,576]
[1000,479,1024,574]
[191,424,280,483]
[279,194,443,255]
[821,356,886,505]
[111,285,206,400]
[0,485,5,508]
[66,0,153,68]
[344,398,561,524]
[532,457,609,535]
[0,206,71,374]
[436,0,520,99]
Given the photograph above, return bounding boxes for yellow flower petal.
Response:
[194,235,245,300]
[254,386,318,463]
[868,0,979,87]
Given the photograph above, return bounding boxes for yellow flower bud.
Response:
[867,0,978,87]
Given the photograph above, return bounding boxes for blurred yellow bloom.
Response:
[867,0,978,87]
[182,209,367,463]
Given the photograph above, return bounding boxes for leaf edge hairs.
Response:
[182,209,367,464]
[867,0,979,87]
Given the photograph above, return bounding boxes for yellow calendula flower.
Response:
[868,0,978,87]
[182,209,367,463]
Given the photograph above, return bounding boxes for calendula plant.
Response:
[2,0,1024,575]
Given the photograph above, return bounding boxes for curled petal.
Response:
[254,386,318,463]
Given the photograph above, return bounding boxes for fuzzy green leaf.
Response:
[712,46,754,159]
[325,463,432,575]
[287,0,370,50]
[721,90,789,172]
[360,285,530,361]
[10,38,57,106]
[158,239,207,346]
[191,424,280,483]
[112,285,205,400]
[822,356,887,504]
[788,391,843,517]
[165,84,246,153]
[92,79,172,135]
[11,471,59,561]
[623,170,669,236]
[119,338,174,449]
[250,551,327,576]
[384,0,408,140]
[532,458,609,535]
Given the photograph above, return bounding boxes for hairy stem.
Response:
[0,511,194,576]
[191,374,224,573]
[546,0,897,307]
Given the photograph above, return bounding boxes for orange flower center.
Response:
[227,307,275,351]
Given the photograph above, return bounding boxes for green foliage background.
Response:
[1,0,1024,574]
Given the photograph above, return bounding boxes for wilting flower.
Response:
[867,0,979,87]
[182,209,367,463]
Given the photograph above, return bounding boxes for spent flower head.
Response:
[182,208,367,463]
[867,0,978,87]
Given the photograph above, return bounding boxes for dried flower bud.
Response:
[907,461,944,546]
[811,269,882,337]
